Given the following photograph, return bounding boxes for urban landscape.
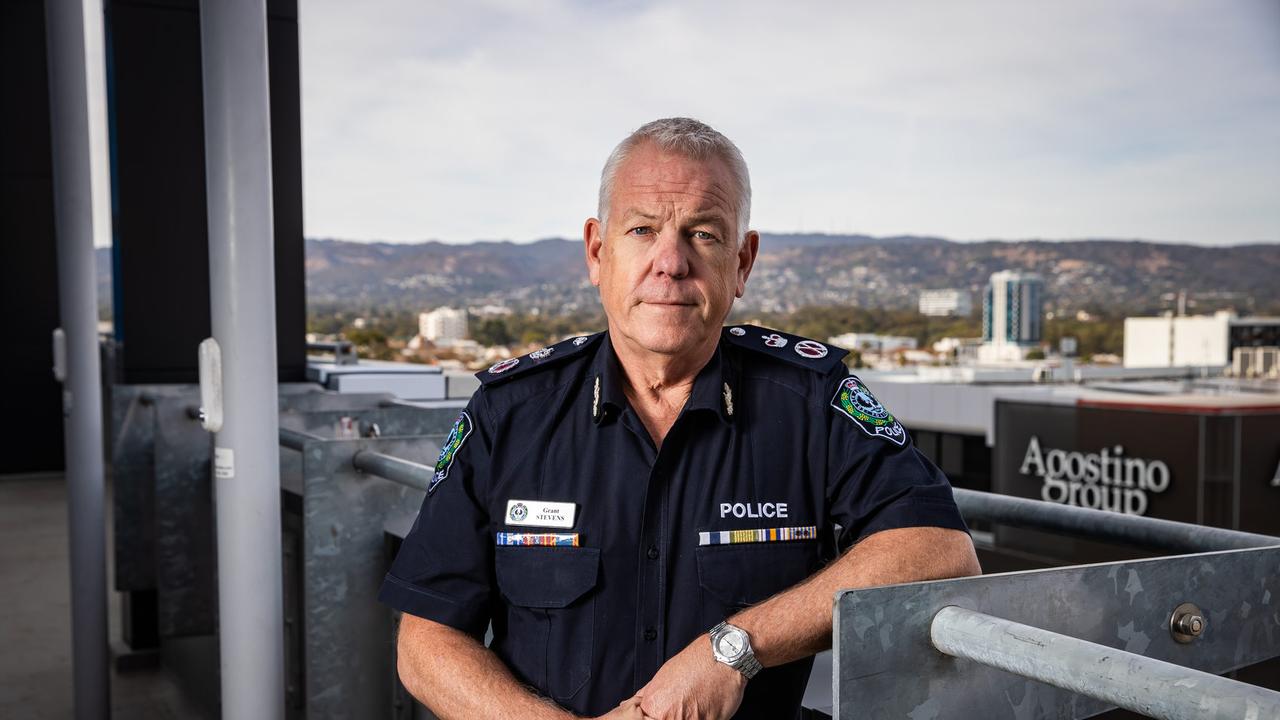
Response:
[6,1,1279,719]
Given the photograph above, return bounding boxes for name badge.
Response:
[505,499,576,529]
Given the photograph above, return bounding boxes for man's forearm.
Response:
[397,614,576,720]
[731,526,980,667]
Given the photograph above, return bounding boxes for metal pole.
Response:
[352,450,435,493]
[953,488,1278,554]
[931,606,1280,720]
[198,1,284,717]
[279,427,323,452]
[45,0,111,717]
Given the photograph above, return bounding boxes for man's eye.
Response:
[629,226,652,236]
[693,230,719,242]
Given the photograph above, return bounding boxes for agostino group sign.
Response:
[994,401,1200,524]
[1016,435,1170,515]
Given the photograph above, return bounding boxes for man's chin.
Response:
[619,321,712,357]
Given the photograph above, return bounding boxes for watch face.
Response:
[715,628,746,661]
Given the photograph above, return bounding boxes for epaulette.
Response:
[722,324,848,373]
[476,331,604,386]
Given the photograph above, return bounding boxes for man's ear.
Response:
[584,218,604,287]
[735,230,760,298]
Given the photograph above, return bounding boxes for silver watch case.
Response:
[709,621,762,679]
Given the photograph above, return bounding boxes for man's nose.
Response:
[652,230,690,279]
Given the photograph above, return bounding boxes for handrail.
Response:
[930,605,1280,720]
[953,487,1279,554]
[351,450,433,493]
[277,431,432,492]
[278,427,323,451]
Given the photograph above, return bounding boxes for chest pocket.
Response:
[696,542,818,613]
[493,546,600,702]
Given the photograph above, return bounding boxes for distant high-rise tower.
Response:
[419,307,469,345]
[980,270,1043,362]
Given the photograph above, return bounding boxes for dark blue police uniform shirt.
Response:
[379,325,967,719]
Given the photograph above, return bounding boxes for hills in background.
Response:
[94,234,1279,319]
[302,234,1280,317]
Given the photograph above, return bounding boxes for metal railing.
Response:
[274,427,1280,720]
[930,606,1280,720]
[278,427,435,494]
[351,451,434,493]
[953,487,1278,553]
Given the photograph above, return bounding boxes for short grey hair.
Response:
[597,117,752,244]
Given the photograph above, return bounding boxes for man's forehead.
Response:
[612,146,735,216]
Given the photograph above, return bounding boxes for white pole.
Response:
[44,0,112,717]
[198,1,285,717]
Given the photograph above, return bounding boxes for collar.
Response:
[589,332,737,426]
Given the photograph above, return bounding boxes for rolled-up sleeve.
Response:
[378,394,494,639]
[823,372,968,549]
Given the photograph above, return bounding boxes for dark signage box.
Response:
[992,398,1280,566]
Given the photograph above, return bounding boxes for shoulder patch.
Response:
[723,324,848,373]
[429,411,472,494]
[476,332,604,386]
[830,375,907,446]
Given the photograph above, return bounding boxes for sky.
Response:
[298,0,1280,246]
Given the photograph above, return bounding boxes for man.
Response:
[379,118,980,720]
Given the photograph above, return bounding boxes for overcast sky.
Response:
[298,0,1280,246]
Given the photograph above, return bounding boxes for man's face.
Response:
[584,143,759,359]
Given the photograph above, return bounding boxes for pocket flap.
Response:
[495,546,600,608]
[696,543,816,607]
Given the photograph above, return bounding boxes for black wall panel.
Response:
[0,0,65,473]
[110,0,305,383]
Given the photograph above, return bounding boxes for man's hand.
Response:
[634,637,746,720]
[595,697,650,719]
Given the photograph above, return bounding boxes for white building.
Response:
[1123,312,1280,369]
[419,307,468,344]
[829,333,918,354]
[918,289,972,317]
[979,270,1044,363]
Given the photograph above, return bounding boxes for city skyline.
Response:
[299,0,1279,247]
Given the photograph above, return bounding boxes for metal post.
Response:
[44,0,111,717]
[953,488,1278,553]
[198,1,284,717]
[930,606,1280,720]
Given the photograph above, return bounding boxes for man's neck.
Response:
[609,329,718,447]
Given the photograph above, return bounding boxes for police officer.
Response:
[379,118,980,720]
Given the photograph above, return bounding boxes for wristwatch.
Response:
[709,621,762,679]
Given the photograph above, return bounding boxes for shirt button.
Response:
[646,545,659,560]
[644,627,657,641]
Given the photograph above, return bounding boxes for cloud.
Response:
[299,0,1280,245]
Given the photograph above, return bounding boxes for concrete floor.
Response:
[0,473,194,719]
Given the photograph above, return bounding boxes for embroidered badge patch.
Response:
[429,411,472,493]
[729,327,746,336]
[794,340,828,359]
[572,336,590,346]
[488,358,519,374]
[831,376,906,446]
[762,333,788,348]
[530,347,553,360]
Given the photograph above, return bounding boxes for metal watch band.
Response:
[736,651,763,679]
